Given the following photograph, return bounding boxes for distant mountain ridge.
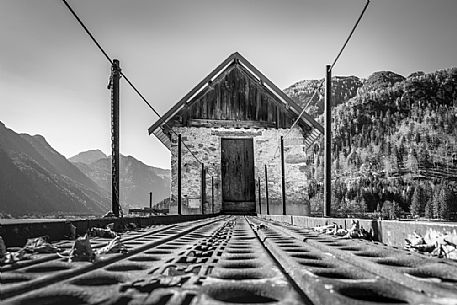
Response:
[284,71,406,118]
[360,71,405,93]
[71,152,171,209]
[21,135,106,196]
[284,75,363,117]
[69,149,107,165]
[0,121,171,217]
[0,122,109,217]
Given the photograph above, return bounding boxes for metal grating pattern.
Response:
[249,217,457,305]
[1,216,457,305]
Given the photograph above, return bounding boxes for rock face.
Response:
[71,153,171,209]
[0,122,109,217]
[360,71,406,92]
[69,150,107,165]
[284,76,362,117]
[284,72,405,118]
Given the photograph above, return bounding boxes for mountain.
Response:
[290,68,457,218]
[284,75,363,117]
[284,72,406,118]
[69,149,107,165]
[71,152,171,209]
[0,122,109,217]
[20,135,107,197]
[359,71,405,93]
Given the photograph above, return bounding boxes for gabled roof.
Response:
[148,52,323,149]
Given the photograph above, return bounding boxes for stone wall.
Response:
[170,127,222,215]
[254,129,310,216]
[169,127,311,215]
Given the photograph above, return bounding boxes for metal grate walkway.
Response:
[1,216,457,305]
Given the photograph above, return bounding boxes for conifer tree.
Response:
[406,150,419,173]
[439,184,454,220]
[421,182,432,211]
[410,187,421,217]
[424,198,433,219]
[432,184,442,219]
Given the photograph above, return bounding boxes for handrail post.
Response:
[177,134,182,215]
[265,165,270,215]
[281,136,286,215]
[324,65,332,217]
[258,177,262,214]
[201,163,206,215]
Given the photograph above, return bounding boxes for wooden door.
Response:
[221,138,255,214]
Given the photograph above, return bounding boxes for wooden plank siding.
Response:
[148,52,323,151]
[221,138,256,213]
[168,62,310,131]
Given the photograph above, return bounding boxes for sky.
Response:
[1,0,456,169]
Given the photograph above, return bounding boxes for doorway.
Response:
[221,138,255,214]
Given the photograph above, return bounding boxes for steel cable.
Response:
[60,0,208,170]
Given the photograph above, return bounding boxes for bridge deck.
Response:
[1,216,457,305]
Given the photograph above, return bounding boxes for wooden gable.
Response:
[166,62,309,131]
[149,52,323,150]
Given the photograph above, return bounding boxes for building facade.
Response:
[149,53,322,215]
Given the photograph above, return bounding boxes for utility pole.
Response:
[324,65,332,217]
[110,59,121,217]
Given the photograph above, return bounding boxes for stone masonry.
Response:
[169,126,311,215]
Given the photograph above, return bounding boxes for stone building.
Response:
[148,53,323,215]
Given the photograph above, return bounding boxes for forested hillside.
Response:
[287,68,457,219]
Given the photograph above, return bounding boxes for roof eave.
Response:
[148,52,239,135]
[148,52,324,145]
[153,128,172,150]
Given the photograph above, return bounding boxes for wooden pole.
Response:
[281,136,286,215]
[258,177,262,214]
[111,59,120,217]
[324,65,332,217]
[265,165,269,215]
[177,134,182,215]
